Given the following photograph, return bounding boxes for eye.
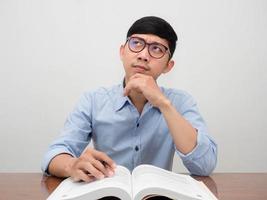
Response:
[150,44,164,53]
[131,38,143,47]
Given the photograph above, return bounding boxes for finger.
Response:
[104,164,116,177]
[91,159,114,177]
[130,73,145,80]
[72,169,95,183]
[82,161,105,180]
[92,150,116,170]
[124,80,139,96]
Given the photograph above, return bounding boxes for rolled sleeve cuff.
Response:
[175,130,211,162]
[41,148,76,176]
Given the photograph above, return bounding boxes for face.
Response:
[120,34,174,83]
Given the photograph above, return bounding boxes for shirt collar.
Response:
[114,78,130,112]
[114,78,162,113]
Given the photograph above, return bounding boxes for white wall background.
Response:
[0,0,266,173]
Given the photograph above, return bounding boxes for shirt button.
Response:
[136,123,139,127]
[135,146,139,151]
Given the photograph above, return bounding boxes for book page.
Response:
[195,181,218,200]
[132,165,213,200]
[47,165,132,200]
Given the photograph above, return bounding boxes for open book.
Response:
[47,164,217,200]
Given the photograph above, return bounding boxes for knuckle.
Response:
[72,176,79,182]
[99,152,106,157]
[91,170,102,179]
[79,156,86,161]
[82,175,91,182]
[84,148,93,155]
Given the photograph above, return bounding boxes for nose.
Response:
[137,45,150,62]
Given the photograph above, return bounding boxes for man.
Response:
[42,16,217,182]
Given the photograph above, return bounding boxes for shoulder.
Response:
[161,87,195,103]
[81,84,121,105]
[160,87,197,111]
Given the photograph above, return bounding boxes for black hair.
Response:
[127,16,178,58]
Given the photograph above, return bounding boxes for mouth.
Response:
[132,65,149,73]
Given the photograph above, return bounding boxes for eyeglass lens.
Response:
[128,37,168,59]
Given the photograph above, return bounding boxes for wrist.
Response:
[64,157,76,177]
[157,97,172,112]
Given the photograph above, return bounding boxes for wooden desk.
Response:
[0,173,266,199]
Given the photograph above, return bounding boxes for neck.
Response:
[128,90,147,114]
[124,77,147,114]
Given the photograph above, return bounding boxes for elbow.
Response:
[195,163,216,176]
[189,159,217,176]
[187,148,217,176]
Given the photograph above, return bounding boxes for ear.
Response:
[119,45,125,61]
[163,60,175,74]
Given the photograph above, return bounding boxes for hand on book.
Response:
[47,165,217,200]
[68,148,116,182]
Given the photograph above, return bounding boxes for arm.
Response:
[124,74,197,154]
[124,74,217,176]
[159,93,217,176]
[157,98,197,154]
[42,92,116,182]
[48,153,76,178]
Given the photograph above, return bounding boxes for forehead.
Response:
[130,34,169,47]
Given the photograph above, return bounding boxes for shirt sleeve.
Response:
[41,92,93,175]
[172,91,218,176]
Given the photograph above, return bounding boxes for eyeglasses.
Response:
[126,37,171,59]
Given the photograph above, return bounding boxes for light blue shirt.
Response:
[42,83,217,176]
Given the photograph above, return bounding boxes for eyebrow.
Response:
[133,36,167,47]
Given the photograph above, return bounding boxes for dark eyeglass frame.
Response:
[126,36,171,59]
